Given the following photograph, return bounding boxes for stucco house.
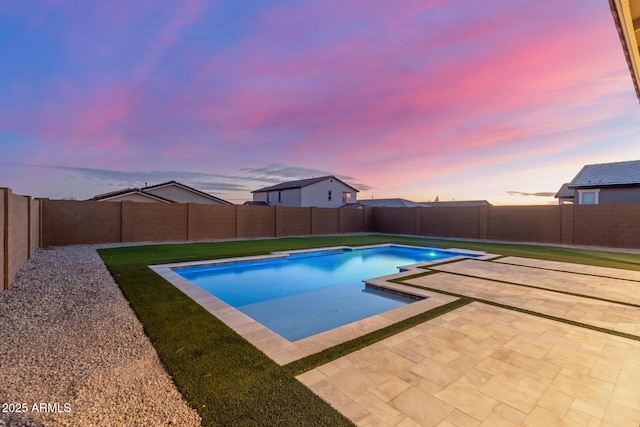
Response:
[555,160,640,205]
[89,180,232,205]
[251,176,358,207]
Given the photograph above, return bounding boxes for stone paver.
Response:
[407,272,640,337]
[298,258,640,426]
[432,259,640,306]
[297,303,640,426]
[496,256,640,281]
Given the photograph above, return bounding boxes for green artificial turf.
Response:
[98,234,640,426]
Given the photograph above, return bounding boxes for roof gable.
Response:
[89,180,232,204]
[252,175,359,193]
[569,160,640,188]
[90,188,174,203]
[144,180,232,205]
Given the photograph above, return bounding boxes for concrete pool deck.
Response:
[297,257,640,426]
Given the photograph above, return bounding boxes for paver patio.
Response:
[297,258,640,426]
[432,259,640,306]
[408,272,640,337]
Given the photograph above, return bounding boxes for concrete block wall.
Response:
[9,189,640,290]
[236,205,276,238]
[378,204,640,248]
[38,202,371,246]
[7,192,29,290]
[339,208,368,233]
[363,206,375,232]
[421,206,485,239]
[2,188,40,291]
[573,205,615,247]
[276,206,312,237]
[373,207,420,235]
[560,204,574,245]
[41,200,121,246]
[187,204,237,240]
[27,198,640,254]
[122,202,188,242]
[311,208,340,235]
[29,198,40,255]
[573,204,640,248]
[487,206,562,244]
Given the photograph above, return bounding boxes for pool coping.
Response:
[149,244,499,365]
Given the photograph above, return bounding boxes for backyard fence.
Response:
[39,200,375,246]
[3,188,640,291]
[373,204,640,248]
[1,188,40,290]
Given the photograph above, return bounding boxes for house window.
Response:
[578,189,599,205]
[278,191,282,203]
[328,190,332,201]
[342,192,352,203]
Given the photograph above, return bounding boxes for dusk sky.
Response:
[2,0,640,204]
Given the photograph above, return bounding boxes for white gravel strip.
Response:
[0,245,201,427]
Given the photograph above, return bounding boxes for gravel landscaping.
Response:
[0,245,201,427]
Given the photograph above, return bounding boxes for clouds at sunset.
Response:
[1,0,640,203]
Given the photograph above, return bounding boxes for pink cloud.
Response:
[3,0,640,204]
[134,0,206,80]
[154,0,626,170]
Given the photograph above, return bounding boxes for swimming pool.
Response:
[172,244,480,341]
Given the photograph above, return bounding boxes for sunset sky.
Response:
[2,0,640,204]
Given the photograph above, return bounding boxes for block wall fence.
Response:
[1,188,40,291]
[39,201,374,246]
[372,204,640,248]
[3,189,640,291]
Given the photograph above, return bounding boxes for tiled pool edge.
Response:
[150,245,500,365]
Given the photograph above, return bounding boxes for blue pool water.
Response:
[175,245,476,341]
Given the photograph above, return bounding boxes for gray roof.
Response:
[419,200,491,207]
[554,183,575,199]
[358,198,420,208]
[89,188,176,203]
[569,160,640,188]
[252,175,359,193]
[358,199,491,208]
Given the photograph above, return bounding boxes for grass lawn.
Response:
[98,234,640,426]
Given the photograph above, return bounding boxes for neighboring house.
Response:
[352,199,491,208]
[418,200,491,207]
[555,160,640,205]
[251,176,358,208]
[554,183,575,205]
[89,180,232,205]
[358,198,421,208]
